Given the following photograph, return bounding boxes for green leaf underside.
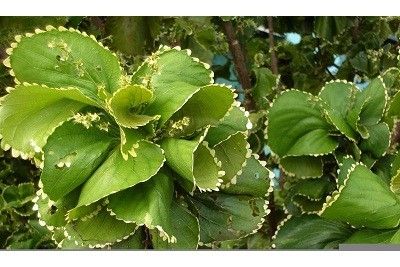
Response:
[109,85,158,129]
[165,84,234,137]
[290,177,332,200]
[151,200,200,249]
[41,121,115,201]
[214,132,248,183]
[193,193,265,244]
[273,215,353,249]
[319,82,358,140]
[136,49,213,125]
[222,156,270,198]
[77,141,165,207]
[107,172,173,230]
[267,90,338,157]
[9,29,122,101]
[321,164,400,229]
[280,156,323,178]
[0,85,96,156]
[63,208,136,247]
[359,122,390,158]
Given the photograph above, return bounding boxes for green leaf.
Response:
[108,85,159,129]
[108,172,174,241]
[164,84,234,137]
[222,156,271,198]
[267,90,338,157]
[390,153,400,194]
[280,156,323,178]
[193,142,223,191]
[2,183,35,208]
[41,121,115,201]
[205,106,249,147]
[161,132,221,192]
[385,90,400,129]
[111,227,146,249]
[151,200,200,249]
[314,17,352,42]
[372,154,396,185]
[382,67,400,93]
[0,84,96,157]
[319,81,358,140]
[356,78,387,127]
[345,228,399,244]
[292,196,325,213]
[321,163,400,229]
[77,141,165,207]
[213,132,249,184]
[62,208,136,248]
[359,122,390,158]
[66,201,103,222]
[273,214,354,249]
[8,28,123,101]
[252,67,278,109]
[193,193,266,244]
[134,47,213,125]
[35,188,80,228]
[337,156,357,186]
[119,126,148,160]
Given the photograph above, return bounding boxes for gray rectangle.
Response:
[340,244,400,251]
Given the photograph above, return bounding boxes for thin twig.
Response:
[222,20,255,111]
[267,17,279,75]
[143,227,153,249]
[326,67,336,79]
[267,192,278,240]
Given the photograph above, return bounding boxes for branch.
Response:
[222,20,255,111]
[391,120,400,148]
[267,17,279,75]
[267,192,278,240]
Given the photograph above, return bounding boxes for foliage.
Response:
[0,25,271,249]
[268,72,400,248]
[1,16,400,250]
